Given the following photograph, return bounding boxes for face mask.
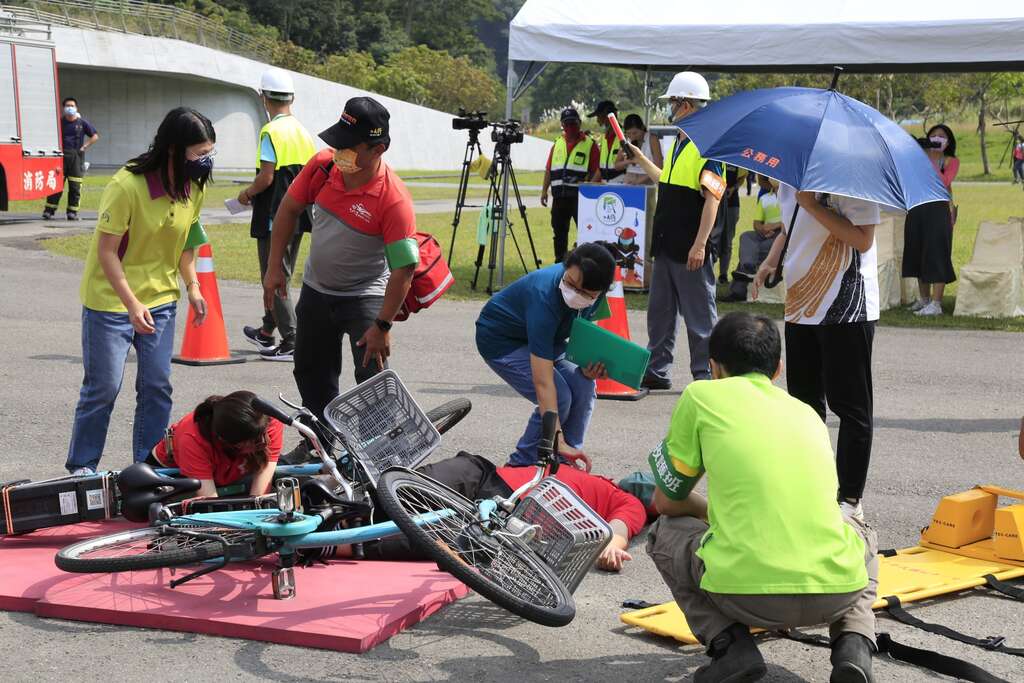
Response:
[64,106,77,117]
[333,147,362,174]
[619,238,634,247]
[185,155,214,182]
[929,136,948,151]
[559,278,597,310]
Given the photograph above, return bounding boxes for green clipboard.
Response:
[565,317,650,390]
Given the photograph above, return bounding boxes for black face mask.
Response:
[185,155,214,182]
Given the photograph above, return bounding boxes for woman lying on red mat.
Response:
[145,391,284,497]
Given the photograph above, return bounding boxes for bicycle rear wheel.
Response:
[426,398,472,436]
[374,469,575,627]
[55,526,263,573]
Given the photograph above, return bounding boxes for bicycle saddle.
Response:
[118,463,202,522]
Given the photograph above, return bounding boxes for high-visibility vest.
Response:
[256,114,316,171]
[599,133,623,181]
[250,114,316,238]
[651,137,720,262]
[550,135,595,197]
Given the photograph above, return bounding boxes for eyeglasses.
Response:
[186,148,217,162]
[562,275,600,302]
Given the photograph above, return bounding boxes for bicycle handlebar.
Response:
[252,397,294,426]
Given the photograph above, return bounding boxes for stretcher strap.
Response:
[875,633,1010,683]
[778,629,1011,683]
[984,574,1024,601]
[883,596,1024,657]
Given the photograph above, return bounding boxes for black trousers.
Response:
[293,285,384,422]
[365,452,512,561]
[784,321,875,500]
[550,194,578,263]
[45,149,84,213]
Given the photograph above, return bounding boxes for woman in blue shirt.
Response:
[476,243,616,467]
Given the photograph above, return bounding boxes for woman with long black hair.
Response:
[148,391,283,497]
[903,123,959,317]
[65,107,215,475]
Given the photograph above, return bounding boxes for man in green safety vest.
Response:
[589,100,623,184]
[238,67,317,362]
[624,71,724,390]
[541,107,601,263]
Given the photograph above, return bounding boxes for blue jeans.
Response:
[66,303,177,472]
[484,346,596,466]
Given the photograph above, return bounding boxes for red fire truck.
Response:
[0,10,63,211]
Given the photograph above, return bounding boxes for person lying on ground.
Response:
[304,451,687,572]
[146,391,284,497]
[646,312,878,683]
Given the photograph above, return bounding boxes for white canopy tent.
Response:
[505,0,1024,116]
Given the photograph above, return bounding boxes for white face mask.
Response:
[64,106,77,117]
[929,136,948,151]
[559,279,597,310]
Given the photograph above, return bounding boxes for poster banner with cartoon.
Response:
[577,184,648,289]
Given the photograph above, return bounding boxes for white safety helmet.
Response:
[260,68,295,101]
[659,71,710,102]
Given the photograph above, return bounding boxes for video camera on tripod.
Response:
[448,110,539,294]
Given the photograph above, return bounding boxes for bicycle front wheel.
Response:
[374,469,575,627]
[426,398,472,436]
[55,526,263,573]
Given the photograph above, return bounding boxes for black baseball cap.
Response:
[560,107,581,123]
[588,100,617,117]
[319,97,390,149]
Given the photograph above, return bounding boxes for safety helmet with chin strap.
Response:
[259,68,295,101]
[659,71,710,102]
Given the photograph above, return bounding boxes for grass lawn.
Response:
[40,181,1024,332]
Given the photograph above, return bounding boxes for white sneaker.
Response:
[71,467,95,477]
[907,298,930,312]
[840,499,865,523]
[914,300,943,316]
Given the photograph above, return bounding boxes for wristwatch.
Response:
[374,318,393,332]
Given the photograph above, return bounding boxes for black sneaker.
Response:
[719,292,747,303]
[695,623,767,683]
[66,211,80,221]
[42,209,55,220]
[243,325,276,350]
[641,374,672,391]
[260,339,294,362]
[830,633,874,683]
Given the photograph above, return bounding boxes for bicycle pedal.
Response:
[272,566,296,600]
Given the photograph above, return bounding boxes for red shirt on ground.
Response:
[152,412,284,486]
[497,466,647,537]
[545,133,601,177]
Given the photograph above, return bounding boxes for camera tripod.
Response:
[448,128,540,294]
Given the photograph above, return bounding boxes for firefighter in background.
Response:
[237,68,317,362]
[43,96,100,221]
[611,226,644,286]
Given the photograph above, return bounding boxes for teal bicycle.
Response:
[55,372,611,627]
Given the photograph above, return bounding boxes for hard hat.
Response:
[659,71,710,101]
[260,68,295,100]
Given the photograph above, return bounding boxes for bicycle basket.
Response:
[323,371,440,485]
[510,477,612,593]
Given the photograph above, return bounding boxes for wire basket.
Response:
[510,477,612,593]
[323,371,440,485]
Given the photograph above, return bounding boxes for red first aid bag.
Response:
[394,232,454,321]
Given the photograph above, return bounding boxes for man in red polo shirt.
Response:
[263,97,417,461]
[541,107,601,262]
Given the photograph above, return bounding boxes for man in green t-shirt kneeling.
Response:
[646,312,878,683]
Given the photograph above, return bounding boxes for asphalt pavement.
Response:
[1,219,1022,682]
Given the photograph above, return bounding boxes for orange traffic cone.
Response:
[596,266,648,401]
[172,243,245,366]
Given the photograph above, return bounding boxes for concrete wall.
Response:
[51,26,550,171]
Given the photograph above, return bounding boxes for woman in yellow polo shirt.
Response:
[66,107,215,475]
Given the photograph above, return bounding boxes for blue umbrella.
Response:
[675,83,949,211]
[674,75,949,286]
